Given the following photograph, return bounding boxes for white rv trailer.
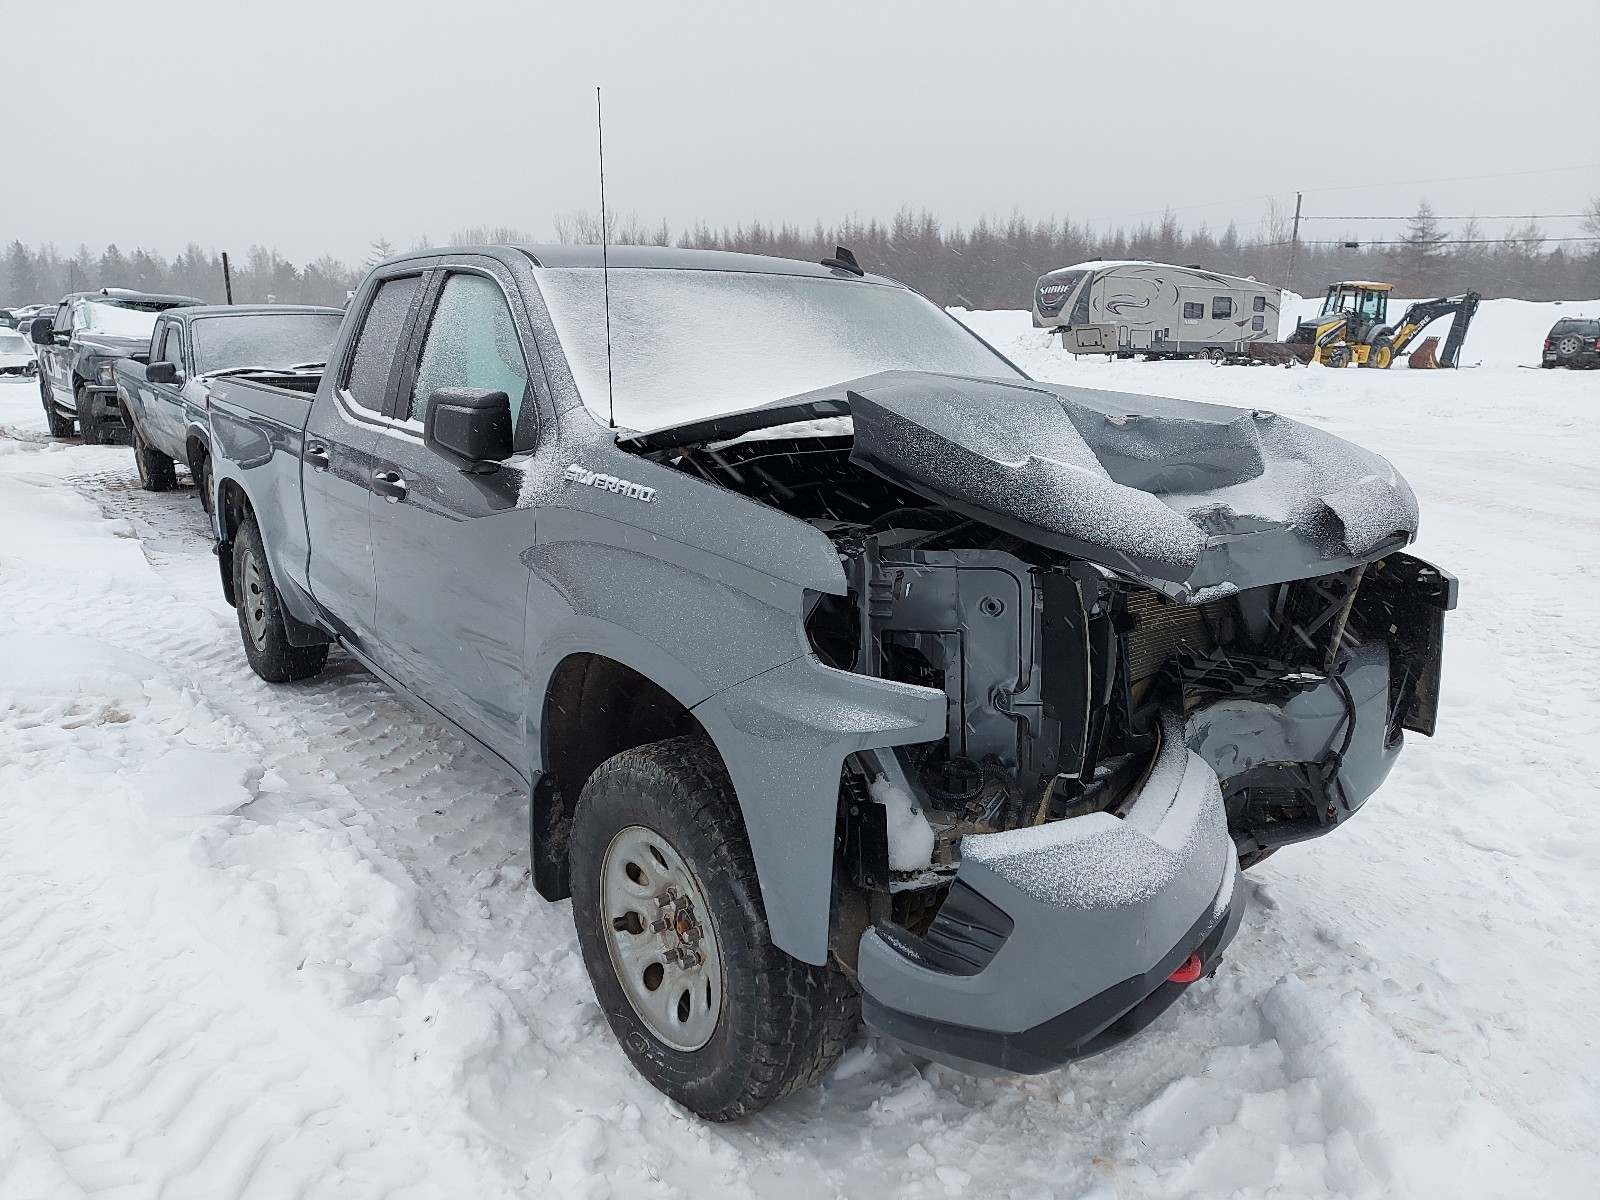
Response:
[1033,260,1281,358]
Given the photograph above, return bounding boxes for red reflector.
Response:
[1168,953,1203,984]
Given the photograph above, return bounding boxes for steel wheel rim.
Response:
[600,824,724,1052]
[241,548,270,650]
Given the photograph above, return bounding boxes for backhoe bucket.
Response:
[1408,336,1441,369]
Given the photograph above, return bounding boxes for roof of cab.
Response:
[378,243,889,282]
[173,304,344,320]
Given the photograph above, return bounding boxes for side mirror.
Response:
[424,387,512,471]
[29,317,53,345]
[145,360,181,385]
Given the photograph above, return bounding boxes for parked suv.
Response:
[31,289,203,441]
[1542,317,1600,369]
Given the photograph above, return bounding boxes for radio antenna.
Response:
[597,86,615,430]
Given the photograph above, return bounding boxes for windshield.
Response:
[77,302,160,340]
[0,331,30,354]
[191,312,343,375]
[534,267,1023,431]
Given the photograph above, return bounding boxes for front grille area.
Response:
[1124,590,1222,680]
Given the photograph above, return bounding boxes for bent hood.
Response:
[74,332,150,359]
[845,372,1417,600]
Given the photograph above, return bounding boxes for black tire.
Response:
[132,428,177,491]
[231,514,328,683]
[1239,847,1277,870]
[194,450,214,515]
[39,375,74,438]
[1323,346,1351,370]
[74,382,104,445]
[1363,338,1394,369]
[571,735,857,1120]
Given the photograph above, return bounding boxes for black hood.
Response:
[843,372,1417,600]
[74,332,150,358]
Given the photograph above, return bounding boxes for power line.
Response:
[1261,236,1599,248]
[1304,213,1587,222]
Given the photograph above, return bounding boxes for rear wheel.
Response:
[231,514,328,682]
[571,736,857,1120]
[39,375,74,438]
[132,428,177,491]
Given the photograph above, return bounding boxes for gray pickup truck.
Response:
[113,304,342,506]
[31,289,203,442]
[205,244,1454,1119]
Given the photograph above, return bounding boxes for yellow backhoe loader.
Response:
[1253,282,1480,369]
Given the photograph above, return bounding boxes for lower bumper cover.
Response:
[864,877,1244,1075]
[857,714,1241,1075]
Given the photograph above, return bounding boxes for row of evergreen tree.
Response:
[6,201,1597,312]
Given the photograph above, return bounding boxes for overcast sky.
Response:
[3,0,1596,265]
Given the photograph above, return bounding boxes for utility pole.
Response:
[1285,191,1303,296]
[221,252,234,304]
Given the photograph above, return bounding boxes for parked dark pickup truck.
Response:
[206,244,1454,1119]
[31,289,204,442]
[114,304,342,506]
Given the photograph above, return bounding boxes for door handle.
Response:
[372,469,408,502]
[305,442,330,471]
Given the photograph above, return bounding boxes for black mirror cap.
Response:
[145,360,179,384]
[424,387,513,470]
[28,317,53,345]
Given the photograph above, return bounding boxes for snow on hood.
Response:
[845,371,1417,599]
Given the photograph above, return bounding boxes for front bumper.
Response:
[81,384,128,424]
[857,715,1241,1075]
[865,879,1243,1074]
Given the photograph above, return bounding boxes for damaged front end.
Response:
[624,370,1456,1074]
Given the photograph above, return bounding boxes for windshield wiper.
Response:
[617,397,852,457]
[206,362,326,379]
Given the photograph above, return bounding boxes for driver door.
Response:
[366,262,542,767]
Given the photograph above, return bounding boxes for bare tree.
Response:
[450,225,536,246]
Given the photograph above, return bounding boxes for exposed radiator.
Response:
[1124,590,1220,681]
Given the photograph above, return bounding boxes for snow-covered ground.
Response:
[1,298,1598,1199]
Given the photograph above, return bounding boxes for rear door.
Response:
[366,260,541,765]
[303,270,427,652]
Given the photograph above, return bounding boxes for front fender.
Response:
[691,656,946,965]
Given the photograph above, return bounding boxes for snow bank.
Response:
[3,315,1599,1200]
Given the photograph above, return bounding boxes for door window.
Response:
[407,273,530,430]
[1253,295,1267,312]
[159,324,184,367]
[343,275,423,412]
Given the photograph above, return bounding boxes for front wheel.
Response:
[133,428,177,491]
[232,515,328,682]
[1323,346,1351,369]
[193,450,215,515]
[40,375,74,438]
[571,736,857,1120]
